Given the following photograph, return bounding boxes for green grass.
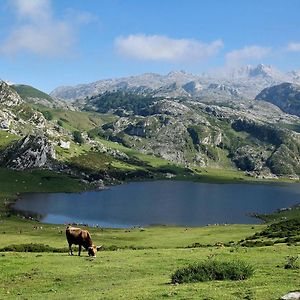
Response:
[0,165,299,299]
[98,138,168,168]
[0,218,264,249]
[11,84,53,102]
[256,204,300,223]
[69,151,142,173]
[0,131,19,150]
[54,141,92,160]
[0,219,299,299]
[38,108,116,132]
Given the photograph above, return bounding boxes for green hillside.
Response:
[11,84,53,102]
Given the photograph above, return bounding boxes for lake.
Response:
[13,180,300,228]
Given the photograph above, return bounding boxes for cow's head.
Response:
[88,245,102,257]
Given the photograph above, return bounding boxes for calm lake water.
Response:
[14,180,300,227]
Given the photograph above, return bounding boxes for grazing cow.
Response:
[66,226,101,257]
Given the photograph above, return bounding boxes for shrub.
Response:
[171,260,254,284]
[240,240,274,247]
[42,110,53,121]
[57,120,63,127]
[0,243,69,253]
[284,255,299,269]
[73,130,84,144]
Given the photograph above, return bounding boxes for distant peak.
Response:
[167,70,188,76]
[249,64,277,77]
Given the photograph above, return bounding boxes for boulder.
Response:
[59,140,70,149]
[280,292,300,300]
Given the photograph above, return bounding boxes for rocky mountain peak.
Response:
[249,64,277,78]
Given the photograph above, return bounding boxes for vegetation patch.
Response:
[0,243,68,253]
[12,84,53,102]
[0,243,152,253]
[256,204,300,223]
[85,91,158,115]
[239,218,300,246]
[171,259,254,283]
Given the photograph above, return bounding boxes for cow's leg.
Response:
[78,245,82,256]
[68,243,73,256]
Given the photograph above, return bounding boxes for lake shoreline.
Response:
[12,180,300,228]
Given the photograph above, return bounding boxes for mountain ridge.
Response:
[50,64,300,101]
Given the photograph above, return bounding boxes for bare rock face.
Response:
[256,82,300,116]
[0,81,23,107]
[0,134,56,170]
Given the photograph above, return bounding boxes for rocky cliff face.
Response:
[0,134,56,170]
[255,83,300,117]
[95,96,300,176]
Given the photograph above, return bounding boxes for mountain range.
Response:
[51,64,300,101]
[2,64,300,182]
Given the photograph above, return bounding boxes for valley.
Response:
[1,65,300,300]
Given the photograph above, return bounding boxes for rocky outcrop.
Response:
[280,292,300,300]
[0,81,50,134]
[0,81,23,107]
[256,83,300,116]
[0,135,56,170]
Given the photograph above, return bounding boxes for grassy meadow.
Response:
[0,165,299,299]
[0,218,299,300]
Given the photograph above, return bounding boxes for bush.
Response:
[57,120,63,127]
[0,243,151,253]
[73,130,84,144]
[0,243,69,253]
[171,260,254,284]
[240,240,274,247]
[42,111,53,121]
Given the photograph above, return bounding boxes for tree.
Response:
[73,130,84,144]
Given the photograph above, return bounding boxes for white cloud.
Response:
[12,0,51,21]
[2,22,74,57]
[1,0,94,57]
[115,34,223,62]
[286,42,300,52]
[225,45,271,66]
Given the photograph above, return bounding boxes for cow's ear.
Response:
[96,245,103,251]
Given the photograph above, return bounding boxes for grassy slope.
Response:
[11,84,53,102]
[98,138,261,183]
[35,107,116,132]
[0,131,19,150]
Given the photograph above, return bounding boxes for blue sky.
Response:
[0,0,300,92]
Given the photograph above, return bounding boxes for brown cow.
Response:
[66,226,101,257]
